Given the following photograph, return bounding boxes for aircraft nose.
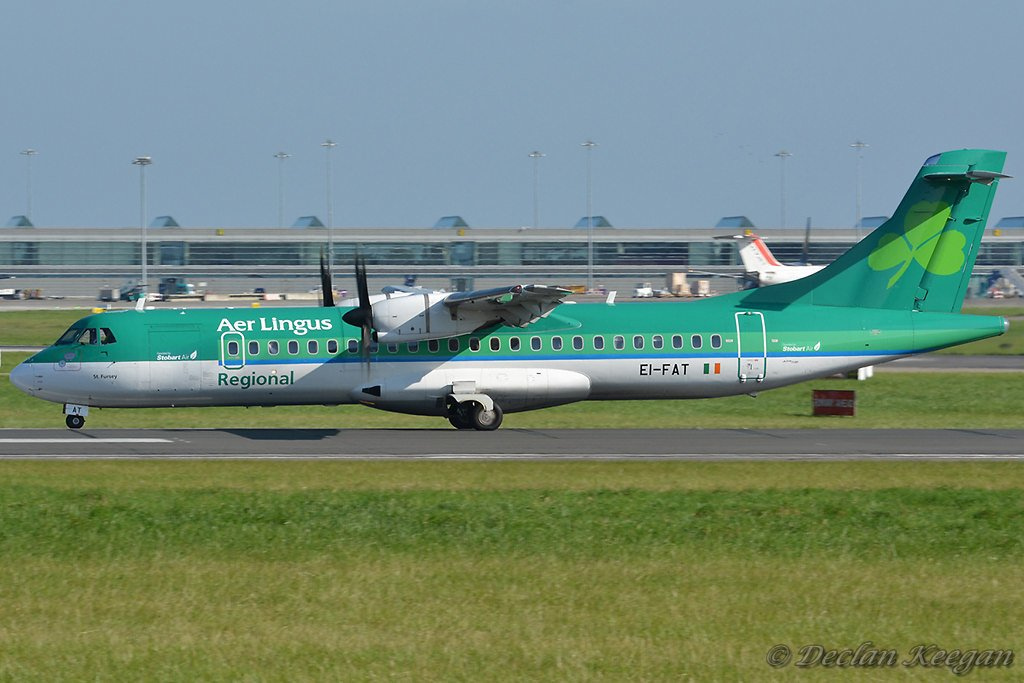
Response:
[8,361,36,395]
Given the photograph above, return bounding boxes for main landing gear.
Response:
[447,400,504,431]
[65,414,85,430]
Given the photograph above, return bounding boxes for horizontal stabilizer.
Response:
[923,169,1012,185]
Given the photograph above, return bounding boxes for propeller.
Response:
[319,248,335,308]
[341,253,375,363]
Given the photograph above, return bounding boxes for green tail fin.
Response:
[747,149,1007,312]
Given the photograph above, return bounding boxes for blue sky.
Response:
[3,1,1023,229]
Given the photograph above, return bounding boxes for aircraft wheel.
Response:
[470,402,503,431]
[65,414,85,430]
[448,406,474,430]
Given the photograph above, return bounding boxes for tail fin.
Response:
[746,149,1008,312]
[735,233,784,271]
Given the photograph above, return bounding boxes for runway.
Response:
[1,428,1022,460]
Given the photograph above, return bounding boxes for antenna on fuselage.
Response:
[134,294,146,312]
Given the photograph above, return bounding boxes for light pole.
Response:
[321,139,337,267]
[274,151,291,228]
[581,140,598,292]
[774,150,792,228]
[850,140,869,231]
[132,156,153,295]
[20,149,37,221]
[529,150,544,228]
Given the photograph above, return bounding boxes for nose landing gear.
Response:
[63,404,89,430]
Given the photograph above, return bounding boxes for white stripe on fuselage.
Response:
[23,353,894,409]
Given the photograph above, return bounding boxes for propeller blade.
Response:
[340,251,375,368]
[341,253,373,328]
[361,323,372,365]
[355,254,371,317]
[320,249,335,308]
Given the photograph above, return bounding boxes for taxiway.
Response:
[0,428,1022,460]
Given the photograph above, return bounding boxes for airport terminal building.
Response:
[3,217,1024,298]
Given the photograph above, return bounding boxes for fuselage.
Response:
[9,295,1006,417]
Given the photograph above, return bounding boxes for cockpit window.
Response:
[55,326,115,345]
[55,327,86,345]
[923,153,942,166]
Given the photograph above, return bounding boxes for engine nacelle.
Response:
[351,367,592,416]
[367,291,497,342]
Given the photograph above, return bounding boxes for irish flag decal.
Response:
[703,362,721,375]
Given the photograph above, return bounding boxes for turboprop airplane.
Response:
[717,231,825,287]
[8,149,1011,431]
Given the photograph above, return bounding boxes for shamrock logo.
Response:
[867,201,965,288]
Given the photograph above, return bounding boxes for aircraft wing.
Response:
[381,285,436,295]
[443,284,572,328]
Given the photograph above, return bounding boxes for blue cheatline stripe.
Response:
[216,348,904,369]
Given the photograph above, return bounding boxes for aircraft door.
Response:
[735,311,766,382]
[220,331,246,370]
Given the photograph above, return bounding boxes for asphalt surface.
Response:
[1,428,1022,460]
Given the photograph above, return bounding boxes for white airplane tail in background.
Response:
[720,232,824,286]
[735,234,784,271]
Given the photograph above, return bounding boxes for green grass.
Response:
[0,308,91,346]
[964,305,1024,317]
[4,350,1022,428]
[0,461,1021,680]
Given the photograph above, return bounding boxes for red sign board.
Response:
[812,389,856,417]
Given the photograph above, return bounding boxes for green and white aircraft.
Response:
[9,149,1011,431]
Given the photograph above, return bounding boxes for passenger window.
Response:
[369,342,379,353]
[308,340,319,354]
[100,328,117,344]
[572,336,583,351]
[490,337,500,352]
[269,340,280,355]
[510,337,521,351]
[633,335,644,350]
[691,334,703,350]
[227,340,240,356]
[469,338,480,352]
[531,337,542,351]
[287,340,299,355]
[408,341,420,353]
[613,335,625,350]
[593,335,605,350]
[347,339,358,354]
[327,339,338,354]
[652,335,663,350]
[428,340,439,353]
[386,343,398,353]
[552,336,563,351]
[248,340,260,355]
[672,334,683,350]
[448,338,459,352]
[711,334,722,349]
